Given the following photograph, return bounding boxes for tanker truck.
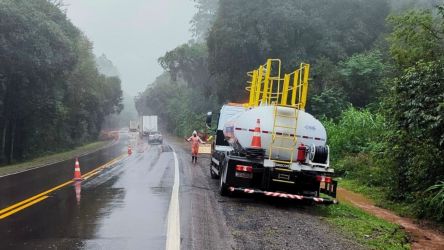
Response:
[206,59,337,204]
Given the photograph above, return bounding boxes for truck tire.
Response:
[219,161,229,196]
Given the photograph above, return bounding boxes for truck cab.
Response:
[208,103,246,179]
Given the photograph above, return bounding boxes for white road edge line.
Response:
[166,151,180,250]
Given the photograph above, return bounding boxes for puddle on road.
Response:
[337,188,444,250]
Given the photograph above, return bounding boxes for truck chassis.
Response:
[210,148,338,205]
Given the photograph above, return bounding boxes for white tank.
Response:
[223,105,327,161]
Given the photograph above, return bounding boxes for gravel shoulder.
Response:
[169,136,364,250]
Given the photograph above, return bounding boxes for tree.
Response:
[383,5,444,220]
[388,8,444,67]
[158,42,212,96]
[190,0,219,41]
[207,0,390,102]
[339,51,387,107]
[0,0,122,163]
[309,88,350,119]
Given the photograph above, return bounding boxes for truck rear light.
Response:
[316,175,332,183]
[235,165,253,173]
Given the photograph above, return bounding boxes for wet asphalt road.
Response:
[0,137,174,249]
[0,135,362,250]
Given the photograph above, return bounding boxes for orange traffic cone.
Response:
[73,158,82,181]
[128,145,132,155]
[251,119,262,148]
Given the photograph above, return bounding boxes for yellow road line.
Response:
[0,196,49,219]
[0,181,72,215]
[0,153,127,219]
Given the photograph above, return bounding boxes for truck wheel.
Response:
[219,162,229,196]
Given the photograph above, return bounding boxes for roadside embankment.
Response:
[0,140,114,177]
[337,186,444,250]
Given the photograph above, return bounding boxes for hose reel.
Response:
[308,144,329,164]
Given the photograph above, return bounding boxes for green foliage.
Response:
[158,42,211,95]
[208,0,389,102]
[378,5,444,220]
[317,203,410,250]
[336,154,388,187]
[388,9,444,67]
[0,0,122,163]
[384,61,444,207]
[339,51,388,107]
[324,107,386,159]
[309,88,350,119]
[324,107,387,186]
[426,181,444,220]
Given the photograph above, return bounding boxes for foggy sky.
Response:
[64,0,196,95]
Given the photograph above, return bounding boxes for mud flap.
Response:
[320,180,337,198]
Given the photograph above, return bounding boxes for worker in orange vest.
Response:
[187,131,205,163]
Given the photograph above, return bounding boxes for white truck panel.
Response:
[223,105,327,161]
[143,116,158,132]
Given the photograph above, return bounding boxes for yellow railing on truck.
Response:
[245,59,310,111]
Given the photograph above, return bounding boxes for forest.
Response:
[0,0,123,164]
[136,0,444,222]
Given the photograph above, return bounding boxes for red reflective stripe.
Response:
[249,129,255,132]
[314,137,321,140]
[262,131,269,134]
[302,136,309,138]
[235,127,242,131]
[276,132,283,135]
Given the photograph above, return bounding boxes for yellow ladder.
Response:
[268,104,299,165]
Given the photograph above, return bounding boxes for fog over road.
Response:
[0,135,361,249]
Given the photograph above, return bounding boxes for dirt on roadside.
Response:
[337,188,444,250]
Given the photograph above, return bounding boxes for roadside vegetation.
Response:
[317,203,410,250]
[136,0,444,226]
[0,0,123,165]
[0,140,110,177]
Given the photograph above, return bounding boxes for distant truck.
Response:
[129,120,138,132]
[139,115,162,144]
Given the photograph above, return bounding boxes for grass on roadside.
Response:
[0,141,110,176]
[316,202,411,250]
[339,179,417,218]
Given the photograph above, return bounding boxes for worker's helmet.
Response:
[192,130,197,135]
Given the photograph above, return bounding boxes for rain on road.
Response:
[0,134,361,250]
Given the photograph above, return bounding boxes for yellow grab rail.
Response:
[246,59,310,110]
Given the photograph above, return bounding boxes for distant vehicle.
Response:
[139,115,158,137]
[129,120,138,132]
[207,59,337,205]
[148,131,163,144]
